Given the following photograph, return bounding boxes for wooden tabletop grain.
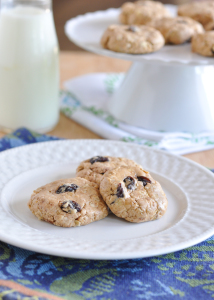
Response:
[1,51,214,168]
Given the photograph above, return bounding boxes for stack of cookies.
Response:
[101,0,214,57]
[28,155,168,227]
[101,0,168,54]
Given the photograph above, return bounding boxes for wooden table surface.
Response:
[1,51,214,168]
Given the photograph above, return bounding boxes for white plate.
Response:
[0,140,214,260]
[65,5,214,66]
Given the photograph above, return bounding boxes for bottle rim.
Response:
[2,0,51,3]
[0,0,52,9]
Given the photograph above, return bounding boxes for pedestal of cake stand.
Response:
[107,61,214,133]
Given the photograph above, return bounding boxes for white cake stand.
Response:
[65,5,214,133]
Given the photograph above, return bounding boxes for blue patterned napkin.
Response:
[0,128,214,300]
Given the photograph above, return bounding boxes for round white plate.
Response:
[65,5,214,66]
[0,140,214,260]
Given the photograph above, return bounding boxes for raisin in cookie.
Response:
[151,17,204,45]
[101,24,164,54]
[100,166,168,223]
[76,156,143,185]
[120,0,170,26]
[178,1,214,29]
[28,177,108,227]
[192,31,214,57]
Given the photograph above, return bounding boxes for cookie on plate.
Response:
[100,24,164,54]
[178,1,214,29]
[100,166,168,223]
[28,177,108,227]
[151,16,204,44]
[192,31,214,57]
[76,156,143,185]
[120,0,170,26]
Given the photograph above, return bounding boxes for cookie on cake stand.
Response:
[65,5,214,133]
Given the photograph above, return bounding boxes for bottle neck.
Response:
[1,0,52,11]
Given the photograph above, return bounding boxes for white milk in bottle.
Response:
[0,1,59,132]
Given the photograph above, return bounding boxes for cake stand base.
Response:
[107,62,214,133]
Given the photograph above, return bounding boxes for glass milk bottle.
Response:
[0,0,59,133]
